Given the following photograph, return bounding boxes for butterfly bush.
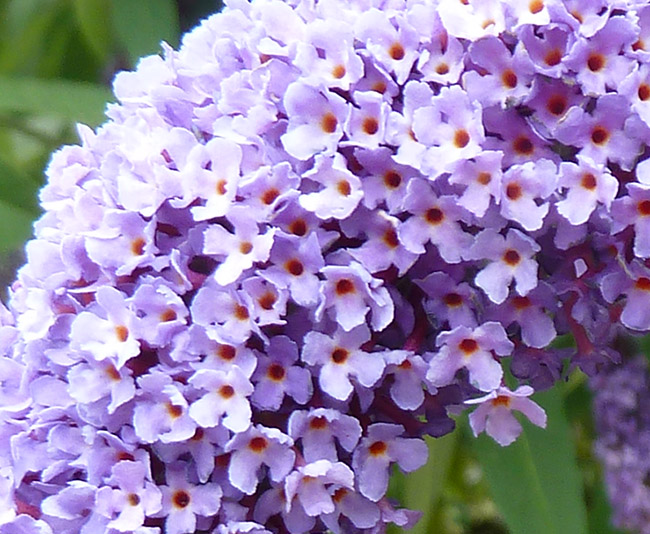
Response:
[2,0,650,532]
[591,356,650,534]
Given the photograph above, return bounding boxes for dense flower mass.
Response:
[592,357,650,534]
[2,0,650,532]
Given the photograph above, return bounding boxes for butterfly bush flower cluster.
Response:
[591,356,650,534]
[3,0,650,532]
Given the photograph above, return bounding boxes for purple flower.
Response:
[281,83,348,160]
[250,335,312,410]
[352,423,427,501]
[302,326,384,401]
[224,425,295,495]
[316,262,393,332]
[69,286,140,369]
[426,322,513,392]
[468,228,540,305]
[564,15,637,95]
[133,372,196,444]
[398,178,472,263]
[556,155,618,225]
[288,408,362,463]
[299,154,363,220]
[611,182,650,258]
[6,0,650,532]
[94,460,162,531]
[466,385,547,446]
[188,367,253,432]
[284,460,354,517]
[159,463,222,534]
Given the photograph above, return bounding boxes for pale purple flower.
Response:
[203,206,276,286]
[184,137,242,221]
[426,322,514,392]
[413,85,485,177]
[288,408,362,463]
[188,367,253,432]
[352,423,427,501]
[611,183,650,258]
[487,284,557,349]
[69,286,140,369]
[600,261,650,331]
[343,208,418,275]
[499,160,557,231]
[417,32,465,85]
[437,0,505,40]
[254,484,315,534]
[518,24,573,78]
[468,228,540,305]
[555,94,640,170]
[354,9,420,84]
[84,210,159,276]
[159,463,222,534]
[133,372,196,444]
[261,231,324,307]
[302,326,385,401]
[293,20,363,90]
[466,386,547,446]
[299,153,363,220]
[464,36,535,107]
[94,460,162,531]
[251,335,312,410]
[398,178,472,263]
[342,91,389,150]
[225,425,295,495]
[281,82,348,161]
[354,147,415,215]
[387,81,432,169]
[448,150,503,218]
[383,350,429,410]
[191,284,258,345]
[556,155,618,225]
[66,359,135,414]
[564,15,637,95]
[321,486,380,533]
[284,460,354,517]
[237,162,300,221]
[316,262,394,332]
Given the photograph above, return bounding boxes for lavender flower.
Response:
[3,0,650,532]
[591,357,650,534]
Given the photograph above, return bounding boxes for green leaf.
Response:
[0,76,111,125]
[72,0,113,61]
[470,387,588,534]
[0,198,34,251]
[111,0,179,65]
[403,432,457,533]
[0,0,64,74]
[388,431,457,534]
[587,477,627,534]
[0,157,39,213]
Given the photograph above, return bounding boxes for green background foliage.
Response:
[0,2,630,533]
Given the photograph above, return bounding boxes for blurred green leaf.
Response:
[72,0,113,62]
[0,158,39,213]
[387,432,457,534]
[35,6,74,78]
[0,0,63,74]
[471,387,588,534]
[112,0,179,65]
[0,76,111,125]
[402,432,457,533]
[587,477,627,534]
[0,198,34,251]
